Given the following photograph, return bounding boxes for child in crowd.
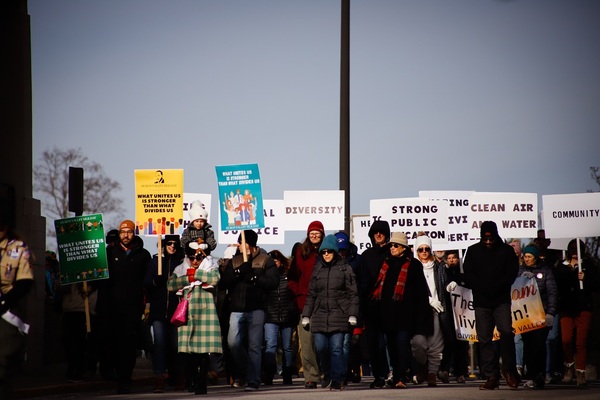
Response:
[181,200,217,252]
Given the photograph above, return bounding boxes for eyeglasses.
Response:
[309,232,322,237]
[119,230,134,236]
[390,243,402,248]
[417,247,431,253]
[482,237,494,242]
[321,249,335,255]
[188,254,204,261]
[165,241,177,246]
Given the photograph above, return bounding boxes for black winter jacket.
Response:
[265,272,297,326]
[144,250,184,323]
[518,261,558,317]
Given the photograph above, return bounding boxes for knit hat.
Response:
[335,231,350,250]
[119,220,135,232]
[415,234,432,250]
[523,245,539,259]
[163,234,180,248]
[105,229,119,245]
[319,234,339,253]
[307,220,325,236]
[480,221,499,239]
[389,232,408,248]
[188,200,208,222]
[238,229,258,247]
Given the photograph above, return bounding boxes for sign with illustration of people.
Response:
[218,199,285,245]
[451,276,546,342]
[134,169,184,235]
[215,163,264,231]
[54,214,108,285]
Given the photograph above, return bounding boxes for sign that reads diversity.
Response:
[215,163,264,231]
[54,214,108,285]
[135,169,184,235]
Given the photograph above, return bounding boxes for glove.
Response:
[199,243,208,250]
[301,317,310,330]
[446,282,457,293]
[545,314,555,328]
[429,297,444,313]
[187,268,196,283]
[521,271,534,279]
[154,274,167,286]
[236,261,253,276]
[348,316,357,326]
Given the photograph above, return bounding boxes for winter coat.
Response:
[219,248,279,312]
[167,256,222,354]
[144,250,184,323]
[265,271,298,326]
[302,256,359,334]
[366,253,433,335]
[97,236,150,317]
[288,243,319,313]
[180,223,217,251]
[518,261,558,316]
[463,239,519,308]
[430,260,455,341]
[554,257,600,315]
[356,220,391,306]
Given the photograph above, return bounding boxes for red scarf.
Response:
[371,258,410,301]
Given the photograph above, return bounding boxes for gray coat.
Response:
[303,256,359,334]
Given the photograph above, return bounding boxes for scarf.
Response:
[371,257,411,301]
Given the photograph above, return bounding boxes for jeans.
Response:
[546,314,560,374]
[151,320,178,375]
[313,332,345,384]
[264,323,293,369]
[514,334,523,368]
[475,303,516,378]
[227,310,266,386]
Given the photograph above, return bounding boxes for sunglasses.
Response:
[165,241,177,246]
[321,249,335,255]
[482,237,494,242]
[390,243,402,248]
[417,247,431,253]
[188,254,204,261]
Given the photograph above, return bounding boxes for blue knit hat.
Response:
[523,245,539,259]
[319,234,339,253]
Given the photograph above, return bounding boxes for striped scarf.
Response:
[371,258,410,301]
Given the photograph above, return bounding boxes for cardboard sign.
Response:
[283,190,345,231]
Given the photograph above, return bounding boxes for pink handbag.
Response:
[171,288,193,327]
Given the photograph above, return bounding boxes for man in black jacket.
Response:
[463,221,519,390]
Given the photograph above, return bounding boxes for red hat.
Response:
[306,220,324,236]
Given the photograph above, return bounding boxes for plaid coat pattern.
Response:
[167,258,222,354]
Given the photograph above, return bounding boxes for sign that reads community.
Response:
[370,197,449,245]
[135,169,184,235]
[542,192,600,238]
[215,163,264,231]
[468,192,538,239]
[54,214,108,285]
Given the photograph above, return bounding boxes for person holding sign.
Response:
[518,245,557,389]
[463,221,520,390]
[554,239,600,387]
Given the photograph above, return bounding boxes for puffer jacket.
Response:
[518,261,558,316]
[302,256,359,334]
[265,272,297,326]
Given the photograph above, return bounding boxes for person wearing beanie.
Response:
[365,231,430,389]
[518,244,557,389]
[219,230,279,391]
[410,234,453,387]
[302,235,358,391]
[143,235,185,392]
[554,239,600,387]
[355,219,392,388]
[167,241,222,395]
[96,219,151,394]
[181,200,217,252]
[463,221,520,390]
[287,220,325,389]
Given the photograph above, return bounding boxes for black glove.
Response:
[236,261,253,276]
[154,275,167,286]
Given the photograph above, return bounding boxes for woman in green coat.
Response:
[168,242,222,395]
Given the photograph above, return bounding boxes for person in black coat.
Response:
[463,221,519,390]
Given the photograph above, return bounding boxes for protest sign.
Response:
[542,192,600,238]
[218,199,285,245]
[351,214,371,254]
[283,190,345,231]
[451,276,546,341]
[54,214,108,285]
[419,190,474,250]
[468,192,538,239]
[370,197,449,245]
[134,169,184,235]
[215,163,264,231]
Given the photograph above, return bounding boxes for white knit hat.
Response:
[415,234,432,250]
[188,200,208,222]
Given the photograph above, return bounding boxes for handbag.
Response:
[171,287,193,327]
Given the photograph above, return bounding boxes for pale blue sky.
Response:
[29,0,600,254]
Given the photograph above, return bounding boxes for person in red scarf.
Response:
[366,231,431,389]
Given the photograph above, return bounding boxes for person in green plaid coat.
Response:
[168,242,222,395]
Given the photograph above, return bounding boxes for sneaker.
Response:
[522,380,535,388]
[245,382,259,391]
[304,381,317,389]
[438,370,450,383]
[369,378,385,388]
[232,379,246,388]
[456,375,466,384]
[330,381,342,391]
[393,380,407,389]
[320,375,331,388]
[545,373,552,384]
[479,376,499,390]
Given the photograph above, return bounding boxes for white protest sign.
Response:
[283,190,345,231]
[218,199,285,245]
[183,192,212,231]
[419,190,475,250]
[351,214,372,254]
[542,193,600,238]
[468,192,538,239]
[370,197,449,245]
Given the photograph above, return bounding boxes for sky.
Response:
[29,0,600,255]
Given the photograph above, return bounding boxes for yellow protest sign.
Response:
[134,169,184,235]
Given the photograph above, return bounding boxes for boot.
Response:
[576,369,587,387]
[194,354,209,395]
[427,372,437,387]
[153,374,166,393]
[562,362,574,384]
[282,366,293,385]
